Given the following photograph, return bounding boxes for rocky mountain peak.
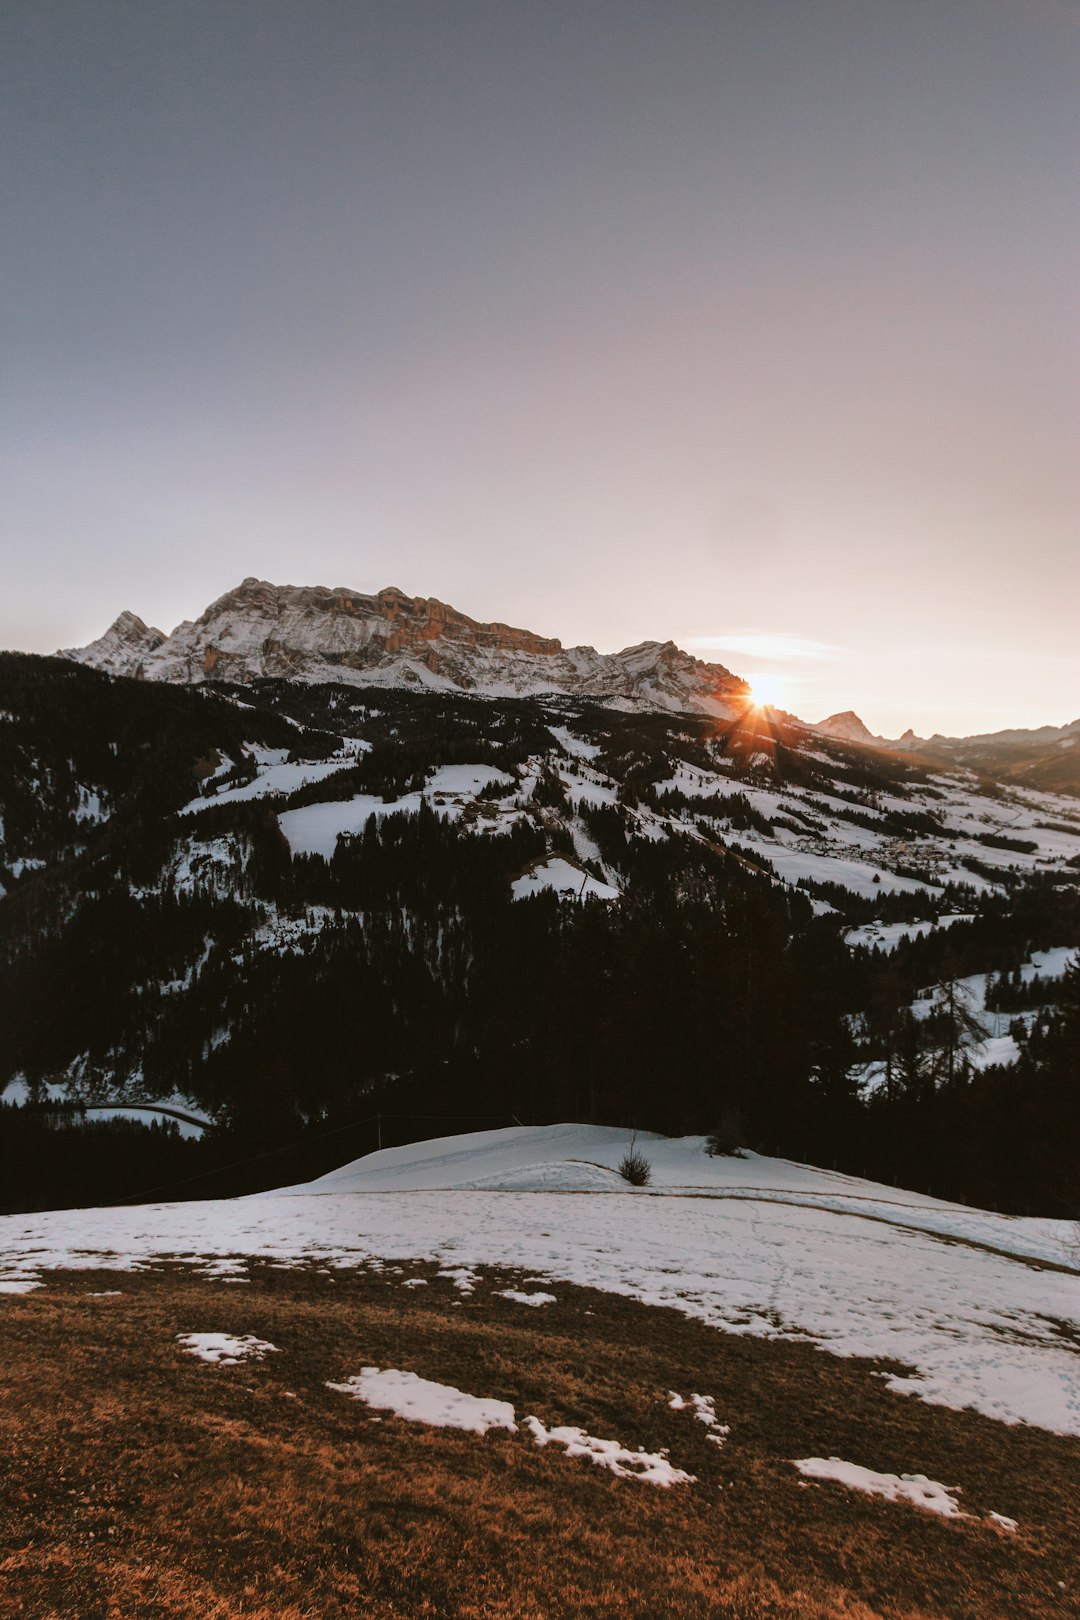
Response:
[60,610,167,680]
[813,710,877,744]
[56,579,750,716]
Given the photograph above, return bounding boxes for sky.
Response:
[1,0,1077,737]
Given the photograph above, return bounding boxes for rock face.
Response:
[59,578,750,717]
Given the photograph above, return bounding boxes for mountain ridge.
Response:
[59,577,751,718]
[57,579,1078,793]
[812,708,1080,795]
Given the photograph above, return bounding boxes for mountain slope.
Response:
[3,648,1079,1223]
[899,719,1080,796]
[812,712,1080,797]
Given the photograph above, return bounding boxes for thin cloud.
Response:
[686,632,849,662]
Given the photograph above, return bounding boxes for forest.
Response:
[1,653,1077,1217]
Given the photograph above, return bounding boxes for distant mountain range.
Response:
[814,710,1080,797]
[59,578,1079,796]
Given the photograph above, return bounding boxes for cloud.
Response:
[685,632,849,662]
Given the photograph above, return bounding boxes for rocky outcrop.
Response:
[58,578,751,717]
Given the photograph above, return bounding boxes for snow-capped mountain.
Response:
[65,608,168,679]
[812,711,880,746]
[60,578,751,717]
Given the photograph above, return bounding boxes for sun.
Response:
[745,673,785,710]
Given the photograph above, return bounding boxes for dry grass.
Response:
[0,1259,1076,1619]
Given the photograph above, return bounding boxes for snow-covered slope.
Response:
[2,1124,1076,1436]
[285,1122,926,1197]
[277,1122,1073,1264]
[60,577,750,717]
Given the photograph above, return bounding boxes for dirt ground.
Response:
[0,1258,1076,1619]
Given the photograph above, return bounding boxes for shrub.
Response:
[618,1146,652,1186]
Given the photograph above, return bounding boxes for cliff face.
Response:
[59,578,750,717]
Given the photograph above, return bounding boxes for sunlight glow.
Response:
[745,674,786,710]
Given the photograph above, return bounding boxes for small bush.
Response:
[618,1148,652,1186]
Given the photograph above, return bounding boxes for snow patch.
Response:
[669,1391,730,1446]
[327,1368,517,1435]
[177,1331,279,1364]
[794,1457,964,1517]
[511,857,620,902]
[523,1415,694,1486]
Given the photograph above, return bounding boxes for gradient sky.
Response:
[2,0,1077,736]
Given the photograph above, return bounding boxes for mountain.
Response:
[812,712,1080,797]
[61,608,167,679]
[893,719,1080,796]
[60,577,751,717]
[813,711,879,746]
[2,644,1079,1221]
[60,581,1080,793]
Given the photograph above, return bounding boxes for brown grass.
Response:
[0,1259,1076,1619]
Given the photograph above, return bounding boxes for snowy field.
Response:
[180,742,367,816]
[278,763,518,859]
[510,856,620,902]
[2,1125,1076,1438]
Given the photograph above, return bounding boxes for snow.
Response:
[147,1093,214,1125]
[2,1124,1077,1435]
[1,1076,69,1106]
[164,836,248,898]
[437,1266,480,1295]
[974,1033,1022,1069]
[650,763,1080,905]
[523,1415,695,1486]
[74,786,107,824]
[511,857,620,902]
[556,767,618,808]
[279,793,419,857]
[180,746,364,816]
[736,837,941,899]
[498,1289,556,1307]
[845,916,975,953]
[328,1366,694,1484]
[1022,945,1076,982]
[548,724,601,760]
[327,1367,518,1435]
[278,763,516,859]
[669,1391,730,1446]
[82,1106,204,1140]
[177,1331,279,1364]
[0,1079,206,1137]
[793,1457,966,1517]
[898,946,1077,1071]
[7,857,47,879]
